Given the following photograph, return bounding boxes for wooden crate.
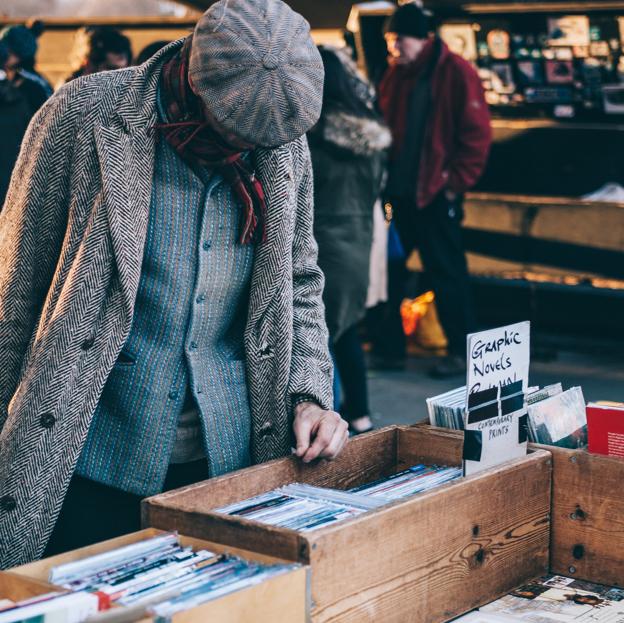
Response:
[537,445,624,588]
[143,425,552,623]
[11,528,309,623]
[416,426,624,590]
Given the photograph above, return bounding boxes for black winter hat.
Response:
[0,25,38,61]
[385,3,432,39]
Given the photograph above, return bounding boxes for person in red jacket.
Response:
[378,3,492,378]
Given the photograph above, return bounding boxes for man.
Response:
[0,0,347,568]
[378,3,492,377]
[0,24,50,115]
[65,26,132,83]
[0,41,32,208]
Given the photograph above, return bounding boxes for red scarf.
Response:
[156,37,267,245]
[378,38,436,159]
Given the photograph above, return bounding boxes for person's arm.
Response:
[288,137,348,462]
[0,86,77,430]
[446,63,492,195]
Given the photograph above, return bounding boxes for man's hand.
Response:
[293,402,349,464]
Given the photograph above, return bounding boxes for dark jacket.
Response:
[309,110,390,341]
[0,79,32,207]
[379,39,491,208]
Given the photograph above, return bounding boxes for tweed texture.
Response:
[189,0,324,148]
[76,135,254,495]
[0,39,332,568]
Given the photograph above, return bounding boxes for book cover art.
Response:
[587,402,624,458]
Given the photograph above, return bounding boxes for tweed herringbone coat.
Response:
[0,40,333,568]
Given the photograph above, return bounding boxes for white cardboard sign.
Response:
[466,321,531,399]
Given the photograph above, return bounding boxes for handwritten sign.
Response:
[466,321,530,399]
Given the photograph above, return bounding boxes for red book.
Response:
[587,402,624,458]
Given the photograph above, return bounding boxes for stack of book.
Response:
[455,574,624,622]
[0,533,296,622]
[216,465,462,531]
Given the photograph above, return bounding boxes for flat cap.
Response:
[189,0,324,148]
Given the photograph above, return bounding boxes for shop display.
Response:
[440,23,479,61]
[437,11,624,120]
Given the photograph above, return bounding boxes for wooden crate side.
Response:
[548,447,624,587]
[397,426,463,467]
[172,565,309,623]
[143,427,399,516]
[305,452,552,623]
[0,571,60,601]
[144,504,309,563]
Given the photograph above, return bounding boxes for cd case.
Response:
[9,529,309,623]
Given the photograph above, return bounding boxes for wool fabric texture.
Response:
[157,37,266,244]
[384,4,432,39]
[189,0,324,148]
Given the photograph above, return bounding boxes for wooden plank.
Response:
[307,452,552,622]
[0,571,59,601]
[397,425,463,467]
[171,565,308,623]
[546,446,624,587]
[144,506,308,563]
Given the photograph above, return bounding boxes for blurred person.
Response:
[0,23,49,114]
[378,3,491,378]
[0,0,346,567]
[135,40,171,65]
[0,41,32,208]
[65,26,132,82]
[309,46,390,434]
[17,20,53,96]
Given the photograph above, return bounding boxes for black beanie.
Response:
[0,25,38,61]
[385,3,432,39]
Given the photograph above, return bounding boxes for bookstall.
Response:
[143,425,552,623]
[4,529,309,622]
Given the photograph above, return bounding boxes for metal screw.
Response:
[570,456,577,463]
[569,566,577,574]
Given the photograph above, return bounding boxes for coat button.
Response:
[0,495,16,512]
[81,337,95,351]
[40,413,56,429]
[259,342,273,358]
[259,421,274,437]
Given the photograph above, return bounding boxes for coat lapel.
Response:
[247,145,296,326]
[94,117,155,314]
[92,41,178,312]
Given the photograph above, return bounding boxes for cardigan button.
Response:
[39,413,56,429]
[0,495,16,512]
